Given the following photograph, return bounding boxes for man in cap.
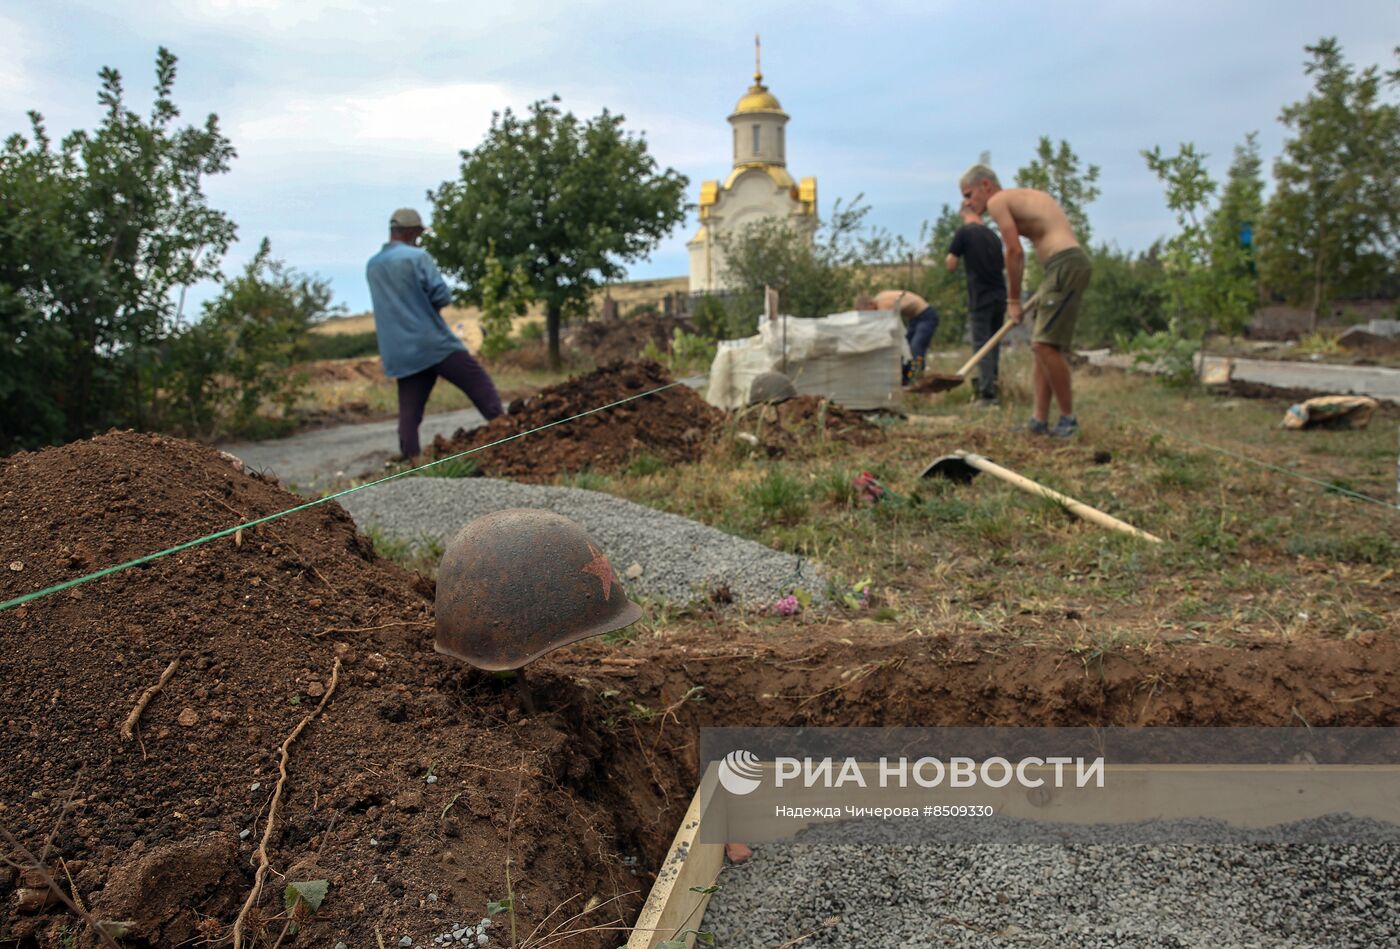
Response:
[960,165,1092,437]
[366,208,503,460]
[855,289,940,386]
[945,204,1008,407]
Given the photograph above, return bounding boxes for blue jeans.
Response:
[904,306,939,382]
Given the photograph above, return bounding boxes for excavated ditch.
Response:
[1,432,1397,949]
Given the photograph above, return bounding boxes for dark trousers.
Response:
[903,306,940,383]
[968,298,1006,400]
[396,350,503,458]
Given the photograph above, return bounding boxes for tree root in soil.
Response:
[310,619,432,638]
[230,657,342,948]
[119,659,180,741]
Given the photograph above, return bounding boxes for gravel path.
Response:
[702,815,1400,947]
[339,477,824,606]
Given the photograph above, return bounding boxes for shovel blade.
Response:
[912,373,965,393]
[919,454,979,483]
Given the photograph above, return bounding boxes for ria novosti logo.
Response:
[717,749,764,795]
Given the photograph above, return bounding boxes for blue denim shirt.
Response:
[365,241,467,378]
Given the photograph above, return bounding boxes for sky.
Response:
[3,0,1397,316]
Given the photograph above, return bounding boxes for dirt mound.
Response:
[565,314,696,365]
[0,431,687,948]
[431,361,722,481]
[302,356,384,385]
[728,395,883,457]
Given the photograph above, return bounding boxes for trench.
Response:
[527,632,1400,948]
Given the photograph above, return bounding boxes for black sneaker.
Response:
[1023,417,1050,436]
[1050,415,1079,438]
[973,397,999,409]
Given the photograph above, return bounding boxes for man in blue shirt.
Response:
[366,208,503,460]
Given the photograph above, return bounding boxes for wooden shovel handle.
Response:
[952,291,1039,378]
[959,451,1163,543]
[954,320,1017,378]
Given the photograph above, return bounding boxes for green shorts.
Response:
[1029,247,1092,349]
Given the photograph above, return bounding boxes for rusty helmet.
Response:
[434,509,642,671]
[748,370,797,405]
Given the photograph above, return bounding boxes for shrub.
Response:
[301,330,380,361]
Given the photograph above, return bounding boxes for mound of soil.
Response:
[432,361,722,481]
[729,395,883,458]
[302,357,385,385]
[0,431,688,948]
[565,314,696,365]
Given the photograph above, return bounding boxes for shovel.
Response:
[913,291,1039,394]
[921,450,1162,543]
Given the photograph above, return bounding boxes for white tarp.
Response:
[705,310,909,410]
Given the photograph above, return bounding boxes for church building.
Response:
[687,41,818,293]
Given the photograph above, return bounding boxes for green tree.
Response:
[476,241,532,359]
[1207,132,1265,323]
[1259,39,1400,321]
[1014,136,1101,245]
[915,203,971,344]
[1142,142,1225,336]
[163,239,338,437]
[429,97,688,369]
[717,198,875,324]
[1,48,236,451]
[1075,243,1169,347]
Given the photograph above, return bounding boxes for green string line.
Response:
[1128,415,1399,512]
[0,381,683,613]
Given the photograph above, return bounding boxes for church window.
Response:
[752,124,760,156]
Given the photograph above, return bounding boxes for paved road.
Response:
[220,374,708,493]
[1206,355,1400,403]
[1083,351,1400,404]
[222,407,487,492]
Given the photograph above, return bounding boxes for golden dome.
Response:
[732,36,786,115]
[733,81,785,115]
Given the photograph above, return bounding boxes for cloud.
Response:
[0,14,37,104]
[231,81,524,156]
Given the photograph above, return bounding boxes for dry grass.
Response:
[526,352,1400,647]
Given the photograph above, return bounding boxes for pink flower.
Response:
[773,594,800,616]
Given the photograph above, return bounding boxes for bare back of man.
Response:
[986,189,1079,262]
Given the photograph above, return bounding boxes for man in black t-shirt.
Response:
[946,205,1008,406]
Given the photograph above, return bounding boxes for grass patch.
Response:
[626,452,669,477]
[363,525,445,577]
[744,466,809,524]
[561,469,609,492]
[418,457,479,478]
[1286,532,1399,565]
[1150,448,1210,490]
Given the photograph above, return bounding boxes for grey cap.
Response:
[748,371,798,405]
[389,208,423,229]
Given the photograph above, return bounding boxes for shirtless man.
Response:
[855,289,940,385]
[960,164,1092,437]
